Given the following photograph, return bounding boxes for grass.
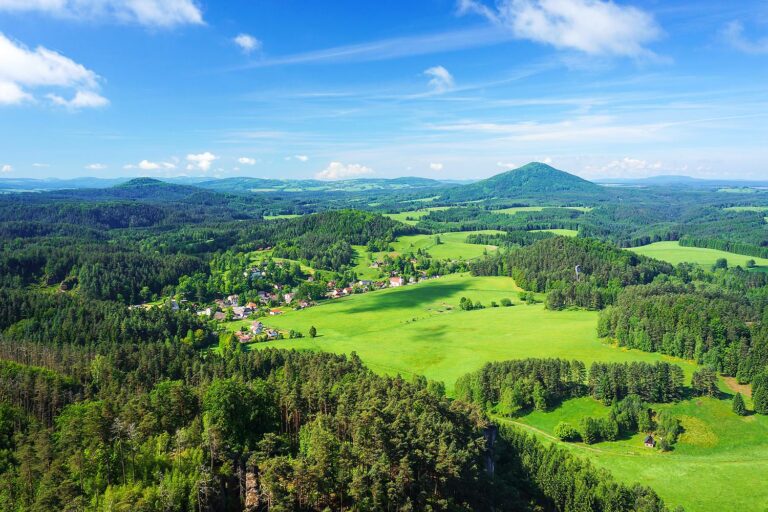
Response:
[629,241,768,270]
[380,231,502,260]
[718,188,757,194]
[227,274,697,393]
[531,228,579,237]
[384,207,450,225]
[264,214,302,220]
[492,206,592,215]
[506,394,768,512]
[723,206,768,212]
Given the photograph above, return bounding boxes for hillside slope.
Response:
[443,162,609,203]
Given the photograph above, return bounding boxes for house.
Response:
[408,276,417,284]
[213,311,226,321]
[170,299,179,311]
[358,280,372,287]
[214,299,226,308]
[328,289,341,298]
[250,321,264,334]
[389,276,404,287]
[235,332,253,344]
[269,308,283,316]
[197,307,212,317]
[226,294,240,306]
[266,329,279,340]
[342,287,353,296]
[644,435,655,448]
[299,300,311,309]
[232,306,247,319]
[283,293,295,303]
[246,302,259,310]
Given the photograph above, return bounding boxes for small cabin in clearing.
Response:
[644,435,655,448]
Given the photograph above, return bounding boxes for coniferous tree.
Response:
[732,392,747,416]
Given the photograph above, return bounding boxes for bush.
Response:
[500,298,513,307]
[554,422,581,442]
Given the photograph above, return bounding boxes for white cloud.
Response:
[722,21,768,55]
[431,115,667,143]
[234,33,261,54]
[0,0,204,27]
[429,162,444,171]
[186,152,218,172]
[238,156,256,165]
[294,154,309,162]
[0,32,106,108]
[48,90,108,109]
[458,0,660,57]
[316,161,373,180]
[124,159,176,170]
[496,161,519,169]
[593,157,663,175]
[85,163,107,170]
[1,164,11,173]
[0,80,31,104]
[32,162,49,167]
[424,65,455,92]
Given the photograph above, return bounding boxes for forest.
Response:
[1,167,768,510]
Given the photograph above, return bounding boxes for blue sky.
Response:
[0,0,766,181]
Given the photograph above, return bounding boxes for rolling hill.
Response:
[443,162,610,203]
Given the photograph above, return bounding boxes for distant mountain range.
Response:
[596,175,768,188]
[0,175,447,193]
[3,164,767,201]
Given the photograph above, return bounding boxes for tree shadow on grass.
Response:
[344,280,473,314]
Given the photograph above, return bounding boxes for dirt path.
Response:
[723,376,752,398]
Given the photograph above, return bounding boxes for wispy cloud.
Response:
[85,163,107,170]
[722,21,768,54]
[458,0,661,58]
[230,26,514,69]
[0,0,204,27]
[424,66,455,93]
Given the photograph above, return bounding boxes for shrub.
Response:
[554,422,580,442]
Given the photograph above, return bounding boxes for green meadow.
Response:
[629,241,768,270]
[507,394,768,512]
[350,231,501,279]
[492,206,592,214]
[228,274,696,392]
[531,228,579,237]
[384,207,450,225]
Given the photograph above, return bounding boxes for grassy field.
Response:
[531,228,579,237]
[227,274,696,392]
[629,241,768,270]
[724,206,768,212]
[384,207,450,225]
[350,231,501,280]
[507,393,768,512]
[492,206,592,215]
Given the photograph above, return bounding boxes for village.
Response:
[185,258,440,345]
